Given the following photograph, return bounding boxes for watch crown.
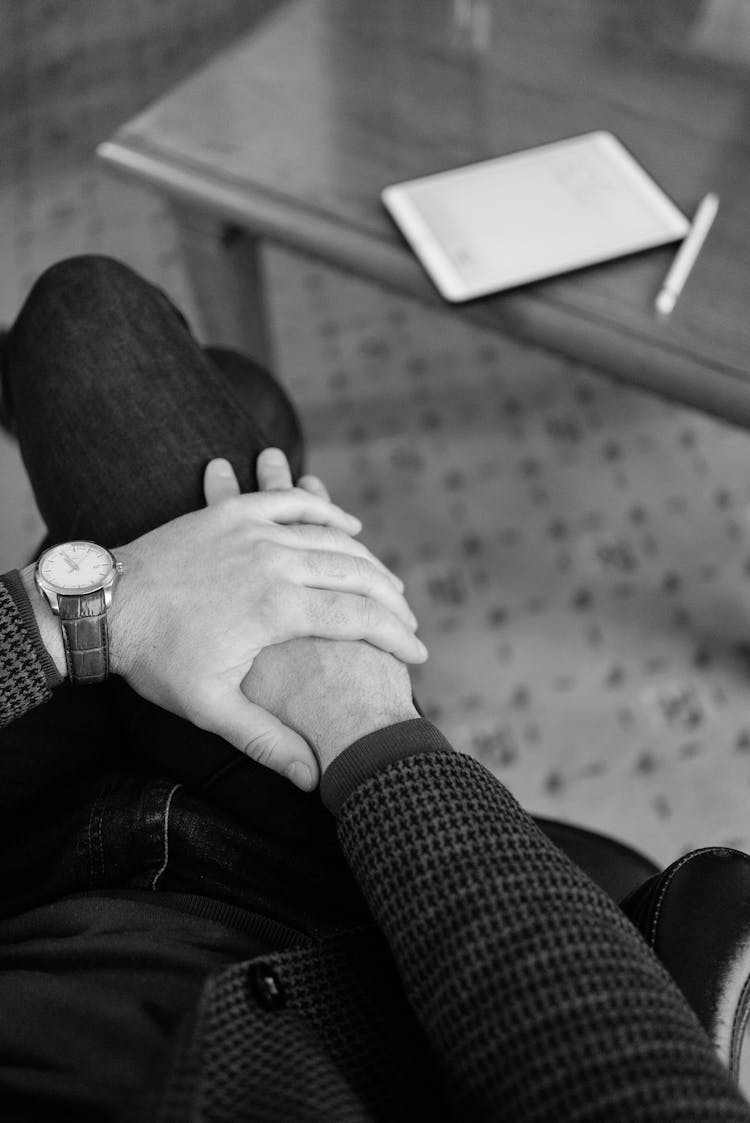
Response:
[115,561,124,574]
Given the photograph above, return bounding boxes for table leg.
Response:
[170,203,273,370]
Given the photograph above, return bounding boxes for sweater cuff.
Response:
[321,718,453,818]
[1,569,64,690]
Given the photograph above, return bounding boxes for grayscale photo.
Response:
[2,1,750,1119]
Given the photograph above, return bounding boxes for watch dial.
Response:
[40,542,112,592]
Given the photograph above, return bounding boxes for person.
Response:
[0,256,748,1123]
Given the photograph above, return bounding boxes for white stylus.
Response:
[655,192,719,316]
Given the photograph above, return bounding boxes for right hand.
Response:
[243,637,420,776]
[108,486,426,789]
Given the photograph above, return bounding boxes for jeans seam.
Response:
[151,782,181,890]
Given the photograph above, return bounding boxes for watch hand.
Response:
[61,550,80,572]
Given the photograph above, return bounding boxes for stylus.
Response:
[655,192,719,316]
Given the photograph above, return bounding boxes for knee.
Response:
[6,256,162,407]
[19,255,148,318]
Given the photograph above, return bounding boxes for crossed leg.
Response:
[0,256,364,931]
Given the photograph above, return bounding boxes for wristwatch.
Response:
[35,541,123,685]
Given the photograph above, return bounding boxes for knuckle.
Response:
[319,525,346,548]
[220,494,245,522]
[303,549,329,579]
[358,593,377,629]
[243,730,277,769]
[351,554,373,585]
[312,590,346,630]
[314,549,354,582]
[261,581,292,625]
[287,522,313,542]
[251,536,283,568]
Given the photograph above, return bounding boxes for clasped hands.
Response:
[110,449,422,791]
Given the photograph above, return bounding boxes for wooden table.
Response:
[98,0,750,425]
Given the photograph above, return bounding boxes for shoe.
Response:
[0,330,15,436]
[621,846,750,1082]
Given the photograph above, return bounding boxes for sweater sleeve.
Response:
[336,747,750,1122]
[0,571,62,727]
[320,718,451,816]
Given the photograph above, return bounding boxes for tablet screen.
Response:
[382,132,689,302]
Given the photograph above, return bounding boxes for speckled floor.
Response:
[3,0,750,869]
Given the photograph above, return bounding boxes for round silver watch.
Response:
[35,541,123,685]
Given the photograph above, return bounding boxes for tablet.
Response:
[381,132,689,302]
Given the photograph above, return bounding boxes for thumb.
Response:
[205,692,320,792]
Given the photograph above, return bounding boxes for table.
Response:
[98,0,750,425]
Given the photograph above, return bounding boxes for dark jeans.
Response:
[0,256,368,937]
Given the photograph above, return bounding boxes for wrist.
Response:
[106,543,138,680]
[320,718,452,816]
[20,563,67,678]
[316,703,420,774]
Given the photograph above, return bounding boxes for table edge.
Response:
[97,137,750,430]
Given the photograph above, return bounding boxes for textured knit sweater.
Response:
[2,572,750,1120]
[0,571,61,726]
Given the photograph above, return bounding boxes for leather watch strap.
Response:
[58,590,109,684]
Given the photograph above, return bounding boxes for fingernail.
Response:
[215,459,234,477]
[262,447,286,463]
[285,762,313,790]
[416,639,428,658]
[348,515,363,532]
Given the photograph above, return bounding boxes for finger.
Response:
[247,489,362,536]
[257,447,294,492]
[289,549,417,630]
[204,458,241,506]
[297,474,330,502]
[274,523,405,591]
[286,587,428,664]
[206,692,320,790]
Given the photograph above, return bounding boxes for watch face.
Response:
[38,541,114,594]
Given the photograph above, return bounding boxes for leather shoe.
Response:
[621,846,750,1081]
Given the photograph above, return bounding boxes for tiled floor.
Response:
[4,1,750,868]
